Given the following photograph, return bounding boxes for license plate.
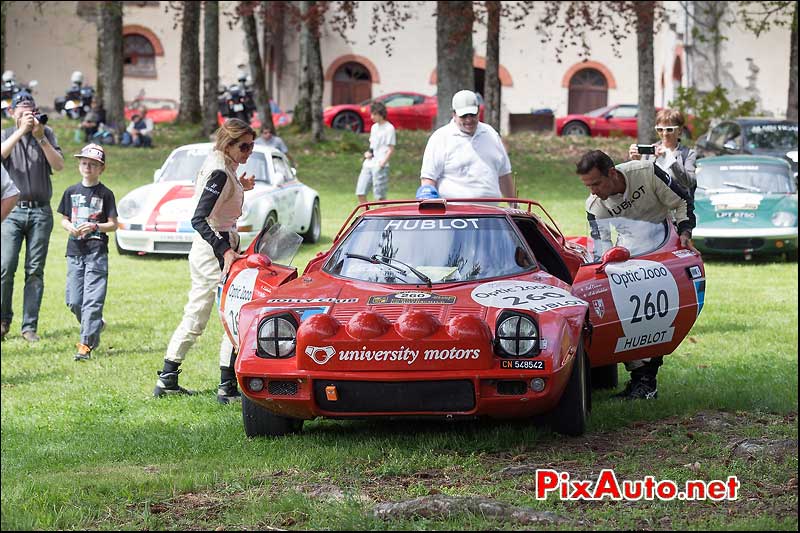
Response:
[232,103,244,112]
[160,233,193,242]
[501,359,546,370]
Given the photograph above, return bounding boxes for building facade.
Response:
[2,1,793,133]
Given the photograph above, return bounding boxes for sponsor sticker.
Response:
[501,359,546,370]
[368,291,456,305]
[592,298,605,318]
[383,218,480,231]
[267,297,358,304]
[605,260,679,353]
[303,345,481,366]
[471,280,588,314]
[221,268,259,344]
[672,249,696,258]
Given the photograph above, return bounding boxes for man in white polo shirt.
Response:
[419,89,515,200]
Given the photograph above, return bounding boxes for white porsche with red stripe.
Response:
[115,143,321,255]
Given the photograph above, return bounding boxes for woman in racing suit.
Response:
[154,118,256,403]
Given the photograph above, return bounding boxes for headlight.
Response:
[772,211,797,227]
[495,313,539,357]
[257,315,297,358]
[118,189,149,220]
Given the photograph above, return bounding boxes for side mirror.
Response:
[246,253,272,269]
[723,140,739,152]
[596,246,631,273]
[153,169,162,182]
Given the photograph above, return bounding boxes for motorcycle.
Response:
[218,74,256,123]
[1,71,38,118]
[54,71,95,119]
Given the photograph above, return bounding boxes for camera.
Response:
[637,144,655,155]
[34,112,48,125]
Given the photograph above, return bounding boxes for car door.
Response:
[570,221,705,367]
[270,154,298,227]
[383,93,419,129]
[604,105,639,137]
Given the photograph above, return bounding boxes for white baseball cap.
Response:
[452,90,479,116]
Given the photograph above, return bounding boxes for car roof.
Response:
[360,203,516,218]
[720,118,798,126]
[697,155,792,169]
[173,142,283,157]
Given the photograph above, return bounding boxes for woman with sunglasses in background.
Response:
[629,108,697,198]
[153,118,257,403]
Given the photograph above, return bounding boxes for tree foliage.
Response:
[669,86,758,137]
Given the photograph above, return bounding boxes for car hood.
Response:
[696,191,798,229]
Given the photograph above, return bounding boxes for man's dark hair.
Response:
[576,150,616,176]
[370,101,387,119]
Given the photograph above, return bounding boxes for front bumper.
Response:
[693,227,797,254]
[237,363,572,421]
[116,228,258,254]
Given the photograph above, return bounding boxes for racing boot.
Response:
[615,374,658,400]
[217,379,241,404]
[153,369,195,397]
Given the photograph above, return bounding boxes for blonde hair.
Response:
[655,108,684,127]
[213,118,255,152]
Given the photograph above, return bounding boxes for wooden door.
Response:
[568,68,608,115]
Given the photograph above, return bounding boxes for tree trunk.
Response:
[243,9,274,132]
[262,0,273,98]
[178,0,201,123]
[635,1,656,143]
[202,1,219,137]
[485,0,501,131]
[787,2,798,121]
[435,1,474,128]
[294,0,311,131]
[98,1,124,130]
[308,1,324,142]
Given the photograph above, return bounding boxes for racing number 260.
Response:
[630,290,668,323]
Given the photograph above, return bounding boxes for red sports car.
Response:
[323,92,484,133]
[555,104,694,139]
[218,198,705,437]
[124,97,179,124]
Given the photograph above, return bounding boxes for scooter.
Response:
[1,71,38,118]
[218,74,256,123]
[54,71,95,119]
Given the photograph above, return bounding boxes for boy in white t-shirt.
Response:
[355,102,396,203]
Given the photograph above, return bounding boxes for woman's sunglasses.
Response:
[655,126,679,134]
[236,141,255,152]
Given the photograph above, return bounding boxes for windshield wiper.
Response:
[373,254,432,288]
[723,181,762,193]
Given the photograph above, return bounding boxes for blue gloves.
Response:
[416,184,440,200]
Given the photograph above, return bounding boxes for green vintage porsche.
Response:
[693,155,797,258]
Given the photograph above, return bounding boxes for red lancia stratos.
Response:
[219,199,706,437]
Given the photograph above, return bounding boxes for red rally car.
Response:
[219,199,706,437]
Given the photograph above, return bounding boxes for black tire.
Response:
[591,363,619,390]
[115,234,135,256]
[242,395,303,437]
[302,199,321,243]
[550,344,590,436]
[331,111,363,133]
[264,211,278,231]
[562,121,590,136]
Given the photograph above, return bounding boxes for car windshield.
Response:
[323,216,536,284]
[585,106,613,117]
[159,149,268,183]
[744,123,798,151]
[697,164,795,194]
[581,217,669,262]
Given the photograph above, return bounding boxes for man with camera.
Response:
[1,90,64,342]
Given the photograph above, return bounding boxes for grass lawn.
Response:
[1,117,797,530]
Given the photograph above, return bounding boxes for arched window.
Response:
[332,62,372,105]
[568,68,608,115]
[124,34,157,77]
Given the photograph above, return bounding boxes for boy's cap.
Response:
[74,143,106,165]
[12,90,35,108]
[451,90,479,117]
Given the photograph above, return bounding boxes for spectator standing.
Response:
[255,126,295,167]
[154,119,256,403]
[355,102,396,204]
[629,108,697,198]
[419,89,515,201]
[56,144,118,360]
[577,149,697,400]
[1,90,65,342]
[1,165,19,222]
[121,108,154,147]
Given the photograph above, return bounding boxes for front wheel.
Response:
[331,111,363,133]
[242,395,303,437]
[302,199,321,243]
[550,344,590,436]
[562,121,590,136]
